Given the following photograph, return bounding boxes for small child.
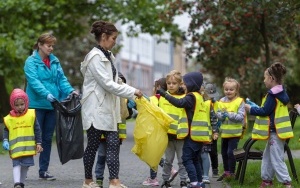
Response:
[160,70,188,188]
[199,83,220,184]
[157,71,208,188]
[142,77,177,187]
[216,77,246,181]
[245,62,293,188]
[2,89,43,188]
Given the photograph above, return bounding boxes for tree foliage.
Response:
[178,0,300,103]
[1,0,300,119]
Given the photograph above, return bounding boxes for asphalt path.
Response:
[0,120,228,188]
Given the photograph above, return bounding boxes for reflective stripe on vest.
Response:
[218,97,244,138]
[178,92,211,142]
[159,95,185,135]
[118,119,127,139]
[3,109,36,159]
[252,95,294,140]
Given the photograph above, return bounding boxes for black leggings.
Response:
[83,126,120,179]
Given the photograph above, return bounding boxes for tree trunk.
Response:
[0,75,10,121]
[260,13,271,68]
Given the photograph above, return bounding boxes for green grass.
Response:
[226,159,300,188]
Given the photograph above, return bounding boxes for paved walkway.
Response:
[7,120,297,187]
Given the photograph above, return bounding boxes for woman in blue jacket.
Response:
[24,33,77,180]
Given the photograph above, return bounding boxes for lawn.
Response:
[226,159,300,188]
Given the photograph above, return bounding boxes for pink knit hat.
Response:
[9,88,29,116]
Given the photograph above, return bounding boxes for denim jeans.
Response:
[181,137,203,183]
[150,158,165,179]
[35,109,56,174]
[95,141,107,180]
[221,137,239,173]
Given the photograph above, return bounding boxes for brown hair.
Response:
[266,62,286,84]
[90,20,118,41]
[33,33,56,50]
[153,78,167,95]
[223,77,240,96]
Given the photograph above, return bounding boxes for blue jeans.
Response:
[181,137,203,183]
[35,109,56,174]
[150,158,165,179]
[221,137,239,173]
[95,141,107,180]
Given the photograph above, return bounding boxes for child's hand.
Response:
[157,88,167,97]
[2,140,9,150]
[222,111,228,119]
[36,144,43,153]
[294,104,300,114]
[246,98,259,108]
[212,133,219,140]
[245,104,251,112]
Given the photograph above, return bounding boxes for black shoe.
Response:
[14,182,23,188]
[180,181,188,188]
[39,171,56,180]
[161,181,172,188]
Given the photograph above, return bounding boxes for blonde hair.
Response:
[223,77,240,96]
[33,33,56,50]
[166,70,182,84]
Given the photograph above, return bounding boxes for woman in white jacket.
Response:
[81,20,143,188]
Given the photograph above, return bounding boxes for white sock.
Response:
[191,181,198,185]
[20,166,29,183]
[13,165,21,183]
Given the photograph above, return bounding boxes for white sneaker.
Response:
[203,179,210,184]
[82,181,100,188]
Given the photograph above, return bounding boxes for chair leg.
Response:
[286,146,298,183]
[235,161,242,180]
[239,158,248,185]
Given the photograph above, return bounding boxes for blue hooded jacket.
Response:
[24,50,74,110]
[250,85,289,131]
[165,72,203,126]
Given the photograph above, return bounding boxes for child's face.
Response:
[14,98,26,114]
[263,70,274,89]
[167,76,181,94]
[223,82,238,100]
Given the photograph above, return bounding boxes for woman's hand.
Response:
[134,89,143,98]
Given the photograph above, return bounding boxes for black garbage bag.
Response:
[51,94,84,165]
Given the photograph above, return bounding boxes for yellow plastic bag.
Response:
[131,97,174,171]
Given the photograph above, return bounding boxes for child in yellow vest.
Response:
[245,62,293,188]
[157,71,207,188]
[2,89,43,188]
[160,70,188,188]
[216,77,246,181]
[142,77,178,187]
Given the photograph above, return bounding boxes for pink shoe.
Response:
[142,177,159,186]
[168,168,178,183]
[283,182,292,188]
[259,180,273,188]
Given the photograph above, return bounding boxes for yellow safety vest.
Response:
[150,95,159,106]
[159,95,185,135]
[218,97,244,138]
[177,92,211,142]
[100,120,127,140]
[3,109,36,159]
[252,94,294,140]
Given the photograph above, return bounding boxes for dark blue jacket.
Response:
[250,85,289,131]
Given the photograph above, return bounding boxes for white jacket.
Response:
[80,47,135,131]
